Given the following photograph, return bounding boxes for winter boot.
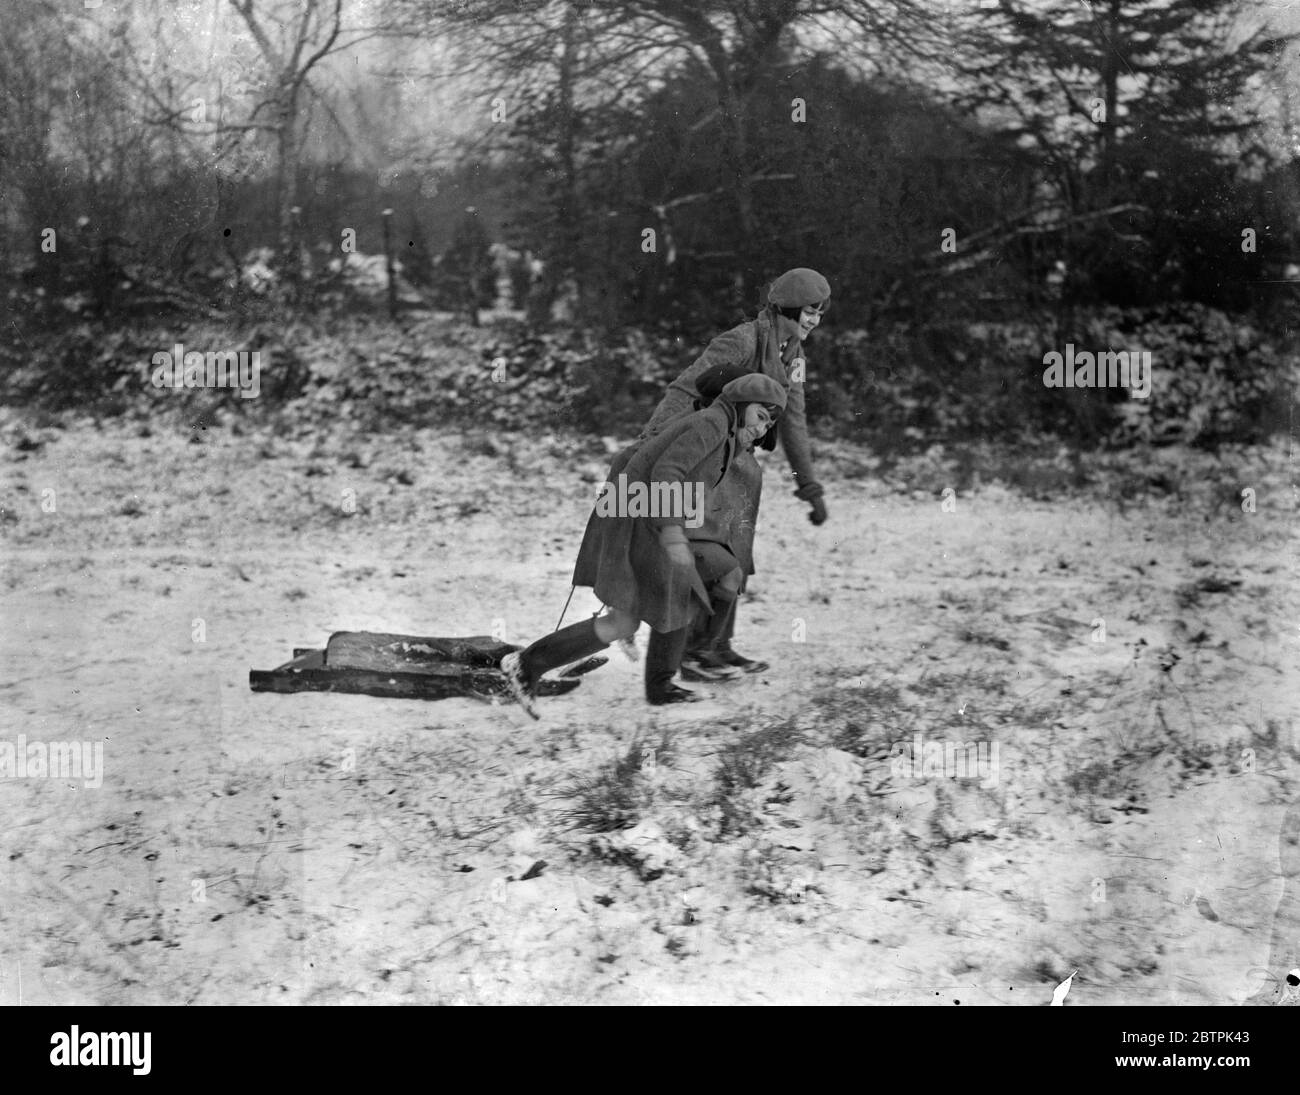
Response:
[710,596,769,675]
[501,617,610,718]
[644,625,699,705]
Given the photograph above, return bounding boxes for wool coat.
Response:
[637,307,818,575]
[572,400,747,633]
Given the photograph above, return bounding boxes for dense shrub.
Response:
[808,303,1297,451]
[3,304,1294,452]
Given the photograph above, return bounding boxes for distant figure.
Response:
[440,206,495,326]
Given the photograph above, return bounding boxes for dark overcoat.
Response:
[572,401,744,633]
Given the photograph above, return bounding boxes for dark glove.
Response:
[795,482,827,525]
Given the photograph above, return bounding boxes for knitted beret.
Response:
[767,267,831,308]
[719,372,788,411]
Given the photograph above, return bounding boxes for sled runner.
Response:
[249,631,605,702]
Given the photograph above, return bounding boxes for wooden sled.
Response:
[249,631,605,702]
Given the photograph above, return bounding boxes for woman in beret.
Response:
[502,374,789,715]
[641,267,832,681]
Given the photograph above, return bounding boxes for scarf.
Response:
[755,303,805,379]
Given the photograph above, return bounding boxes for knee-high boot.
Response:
[517,617,611,689]
[644,625,697,704]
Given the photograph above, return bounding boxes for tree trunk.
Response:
[1098,0,1121,195]
[274,83,302,297]
[549,1,582,321]
[715,72,758,306]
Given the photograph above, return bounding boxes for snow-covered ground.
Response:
[1,411,1296,1005]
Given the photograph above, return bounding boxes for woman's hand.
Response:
[795,482,828,525]
[657,525,695,570]
[665,542,695,569]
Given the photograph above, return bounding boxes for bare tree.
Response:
[0,1,172,310]
[122,0,408,293]
[225,0,349,290]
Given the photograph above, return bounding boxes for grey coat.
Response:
[572,401,744,632]
[638,310,819,574]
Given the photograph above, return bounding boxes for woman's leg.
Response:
[681,544,748,681]
[694,567,743,652]
[512,608,637,691]
[710,590,770,674]
[593,609,638,644]
[644,624,697,704]
[642,544,738,703]
[684,445,765,672]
